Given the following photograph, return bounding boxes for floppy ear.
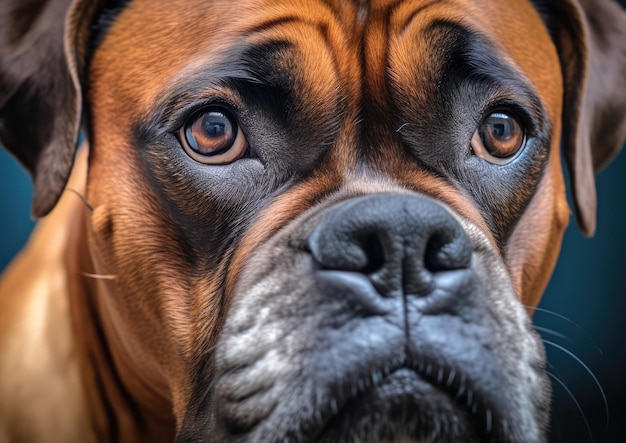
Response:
[540,0,626,236]
[0,0,100,217]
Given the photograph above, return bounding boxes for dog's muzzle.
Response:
[200,194,550,443]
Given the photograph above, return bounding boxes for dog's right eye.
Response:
[179,107,248,164]
[470,112,525,165]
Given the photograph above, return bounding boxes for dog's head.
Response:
[1,0,625,442]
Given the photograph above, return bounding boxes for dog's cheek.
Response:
[505,136,570,308]
[90,204,113,255]
[84,152,204,395]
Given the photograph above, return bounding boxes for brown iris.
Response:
[180,107,248,164]
[471,112,525,165]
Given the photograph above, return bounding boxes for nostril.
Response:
[424,230,472,273]
[308,194,473,294]
[424,234,450,273]
[358,234,385,274]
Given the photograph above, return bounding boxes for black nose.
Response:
[307,194,472,298]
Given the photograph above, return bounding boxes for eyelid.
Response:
[165,90,243,134]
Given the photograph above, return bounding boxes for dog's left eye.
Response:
[470,112,525,165]
[179,107,248,164]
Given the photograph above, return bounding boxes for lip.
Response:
[309,364,497,443]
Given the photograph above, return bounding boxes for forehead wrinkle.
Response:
[392,0,446,35]
[388,16,546,118]
[428,21,545,104]
[395,0,561,115]
[242,0,362,93]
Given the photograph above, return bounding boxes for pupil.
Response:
[203,113,229,137]
[492,122,506,138]
[206,122,225,136]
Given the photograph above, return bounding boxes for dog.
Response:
[1,0,625,442]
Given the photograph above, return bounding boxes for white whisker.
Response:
[547,371,594,443]
[81,272,116,280]
[543,339,609,429]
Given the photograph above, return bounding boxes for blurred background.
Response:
[1,2,625,441]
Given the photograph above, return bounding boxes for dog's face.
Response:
[87,0,564,441]
[1,0,625,442]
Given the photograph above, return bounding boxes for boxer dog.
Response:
[0,0,625,442]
